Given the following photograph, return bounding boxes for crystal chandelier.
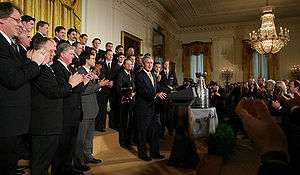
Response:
[249,1,290,54]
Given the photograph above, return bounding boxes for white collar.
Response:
[124,69,130,75]
[68,40,75,45]
[38,31,45,37]
[20,44,27,51]
[143,69,151,74]
[58,59,69,71]
[0,30,12,45]
[83,65,90,73]
[55,36,61,41]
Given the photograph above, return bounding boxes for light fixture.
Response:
[249,0,290,54]
[221,67,233,85]
[290,65,300,79]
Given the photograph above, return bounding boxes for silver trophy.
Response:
[191,72,209,108]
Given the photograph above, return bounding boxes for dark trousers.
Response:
[137,116,161,156]
[119,103,134,146]
[161,102,175,135]
[75,119,95,164]
[16,134,30,160]
[0,136,18,175]
[31,135,60,175]
[52,125,78,175]
[96,94,115,130]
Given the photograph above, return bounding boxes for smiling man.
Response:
[0,2,45,174]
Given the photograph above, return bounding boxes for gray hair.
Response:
[57,43,74,57]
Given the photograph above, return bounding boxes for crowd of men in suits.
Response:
[0,2,178,175]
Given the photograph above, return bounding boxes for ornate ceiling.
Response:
[156,0,300,27]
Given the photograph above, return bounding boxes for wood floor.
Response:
[20,129,260,175]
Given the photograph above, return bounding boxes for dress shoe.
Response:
[73,164,90,172]
[87,157,102,164]
[16,169,25,175]
[70,170,84,175]
[138,154,152,161]
[120,144,133,150]
[98,129,106,132]
[151,154,165,159]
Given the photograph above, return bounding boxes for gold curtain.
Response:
[182,41,213,81]
[1,0,81,38]
[242,40,253,81]
[242,40,280,81]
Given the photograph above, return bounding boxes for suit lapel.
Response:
[143,71,156,92]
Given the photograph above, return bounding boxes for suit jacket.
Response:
[81,45,92,54]
[115,69,135,102]
[132,63,142,76]
[51,60,85,125]
[99,61,119,96]
[135,70,157,123]
[95,49,105,63]
[0,33,40,137]
[30,32,44,49]
[160,69,178,93]
[53,37,66,47]
[30,65,73,135]
[77,66,100,119]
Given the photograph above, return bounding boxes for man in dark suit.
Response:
[51,43,87,174]
[30,38,83,175]
[53,25,66,46]
[160,60,178,136]
[30,20,49,49]
[71,42,83,69]
[115,58,135,148]
[0,2,45,174]
[66,28,77,46]
[160,60,178,91]
[92,38,105,63]
[79,33,92,54]
[96,50,118,131]
[135,55,166,161]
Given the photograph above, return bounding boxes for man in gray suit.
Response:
[74,51,108,170]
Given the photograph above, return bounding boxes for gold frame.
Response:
[121,31,143,54]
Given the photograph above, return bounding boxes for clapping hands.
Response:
[235,98,288,155]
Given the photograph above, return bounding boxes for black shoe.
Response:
[138,154,152,161]
[87,157,102,164]
[70,170,84,175]
[16,169,25,175]
[99,129,106,132]
[151,154,165,159]
[73,164,90,172]
[120,144,133,150]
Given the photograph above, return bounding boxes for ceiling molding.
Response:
[156,0,300,28]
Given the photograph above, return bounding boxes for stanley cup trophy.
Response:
[191,72,209,108]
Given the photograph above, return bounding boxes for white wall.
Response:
[81,0,182,81]
[81,0,179,53]
[81,0,300,83]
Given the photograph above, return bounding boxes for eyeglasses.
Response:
[9,16,21,23]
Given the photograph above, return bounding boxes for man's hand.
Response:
[68,73,83,88]
[235,98,288,155]
[271,100,281,109]
[98,79,109,87]
[155,92,167,100]
[29,49,47,66]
